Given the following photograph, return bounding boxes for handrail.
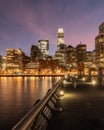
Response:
[12,78,63,130]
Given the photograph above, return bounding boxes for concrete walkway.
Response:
[46,85,104,130]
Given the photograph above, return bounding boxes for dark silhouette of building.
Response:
[30,45,40,62]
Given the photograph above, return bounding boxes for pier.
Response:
[47,86,104,130]
[11,75,104,130]
[12,77,64,130]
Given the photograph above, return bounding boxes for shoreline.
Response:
[0,74,64,77]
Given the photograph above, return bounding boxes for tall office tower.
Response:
[57,28,64,45]
[76,43,87,62]
[66,45,77,64]
[38,40,49,59]
[30,45,40,62]
[95,22,104,67]
[57,28,65,50]
[54,28,66,67]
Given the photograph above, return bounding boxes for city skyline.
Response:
[0,0,104,56]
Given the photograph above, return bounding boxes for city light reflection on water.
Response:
[0,76,61,130]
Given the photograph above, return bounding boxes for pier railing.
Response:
[12,78,64,130]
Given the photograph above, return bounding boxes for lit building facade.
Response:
[57,28,65,50]
[54,28,66,67]
[54,50,66,66]
[86,50,96,64]
[84,50,97,75]
[76,43,86,75]
[65,45,77,74]
[95,22,104,67]
[6,48,25,74]
[66,45,77,64]
[76,43,87,62]
[38,40,49,59]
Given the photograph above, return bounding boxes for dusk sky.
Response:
[0,0,104,56]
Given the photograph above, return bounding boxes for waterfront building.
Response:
[39,57,60,74]
[25,56,60,74]
[95,22,104,67]
[6,48,25,74]
[38,40,49,59]
[25,62,39,74]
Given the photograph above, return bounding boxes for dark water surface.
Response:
[0,76,61,130]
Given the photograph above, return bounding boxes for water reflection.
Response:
[0,76,61,130]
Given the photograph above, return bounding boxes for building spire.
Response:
[57,28,64,45]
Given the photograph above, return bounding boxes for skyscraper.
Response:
[76,43,86,62]
[30,45,40,61]
[57,28,65,50]
[57,28,64,45]
[38,40,49,59]
[54,28,66,67]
